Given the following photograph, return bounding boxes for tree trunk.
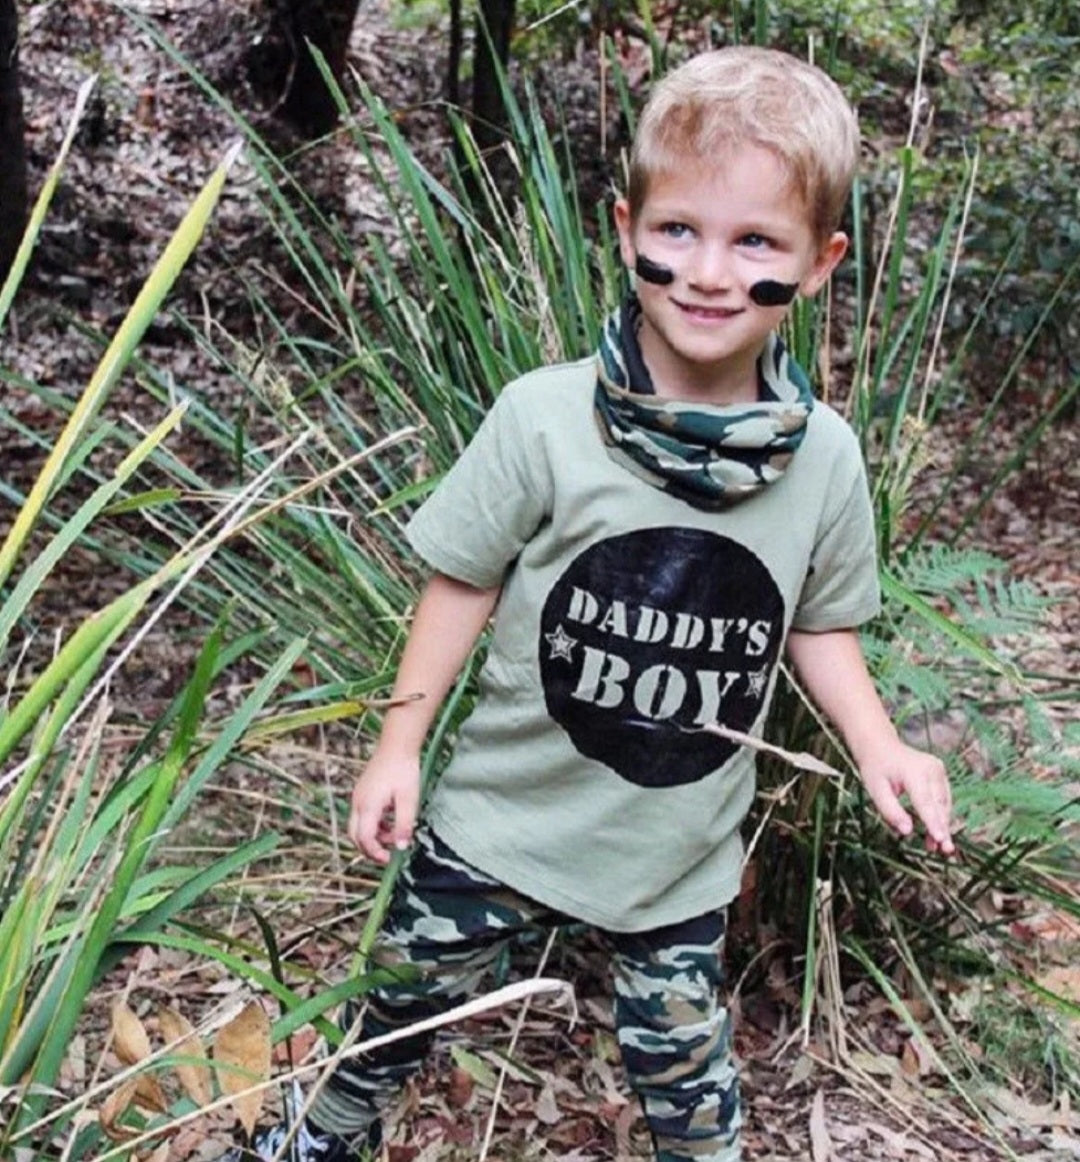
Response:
[0,0,27,282]
[471,0,515,156]
[447,0,462,109]
[250,0,361,137]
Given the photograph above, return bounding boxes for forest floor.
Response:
[5,1,1079,1160]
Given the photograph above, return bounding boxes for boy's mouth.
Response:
[674,301,744,321]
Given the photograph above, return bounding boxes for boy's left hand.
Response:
[857,741,955,856]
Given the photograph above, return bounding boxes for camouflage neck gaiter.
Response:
[593,295,815,510]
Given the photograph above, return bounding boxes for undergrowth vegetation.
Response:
[1,4,1078,1157]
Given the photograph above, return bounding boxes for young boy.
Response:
[240,45,953,1162]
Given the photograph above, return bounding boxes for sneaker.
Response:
[224,1083,383,1162]
[226,1119,381,1162]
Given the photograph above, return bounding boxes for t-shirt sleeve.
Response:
[405,381,552,589]
[791,442,881,632]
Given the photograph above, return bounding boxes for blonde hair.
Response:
[628,47,860,242]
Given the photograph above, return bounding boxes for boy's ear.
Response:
[613,197,637,268]
[800,231,848,297]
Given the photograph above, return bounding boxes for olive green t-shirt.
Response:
[406,357,879,931]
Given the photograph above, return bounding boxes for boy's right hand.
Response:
[347,752,421,865]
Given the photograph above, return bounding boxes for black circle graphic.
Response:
[539,527,784,787]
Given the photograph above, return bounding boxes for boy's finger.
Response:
[907,779,952,848]
[392,781,420,850]
[351,801,391,864]
[911,780,953,845]
[926,831,956,857]
[862,774,913,837]
[362,830,391,864]
[346,806,361,849]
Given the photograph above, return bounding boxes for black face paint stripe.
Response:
[748,280,799,307]
[635,254,675,285]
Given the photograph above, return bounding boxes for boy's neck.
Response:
[638,324,763,406]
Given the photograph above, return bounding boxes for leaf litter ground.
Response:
[6,1,1079,1159]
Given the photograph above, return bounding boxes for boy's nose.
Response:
[687,243,733,291]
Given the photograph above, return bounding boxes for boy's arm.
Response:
[348,571,501,864]
[785,628,955,855]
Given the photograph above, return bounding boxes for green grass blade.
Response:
[98,833,280,978]
[880,569,1024,685]
[0,588,149,769]
[0,405,187,650]
[0,142,241,590]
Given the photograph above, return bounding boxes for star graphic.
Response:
[745,667,769,699]
[544,623,577,663]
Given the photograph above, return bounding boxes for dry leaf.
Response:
[536,1082,560,1125]
[449,1044,496,1089]
[112,1001,153,1066]
[447,1066,474,1109]
[905,998,932,1022]
[585,1051,624,1105]
[100,1078,139,1143]
[214,1001,271,1136]
[1058,1089,1074,1130]
[59,1032,87,1089]
[110,1001,168,1112]
[848,1049,898,1078]
[809,1088,832,1162]
[172,1122,215,1158]
[1038,966,1080,1037]
[828,1123,865,1145]
[613,1101,637,1158]
[138,1143,170,1162]
[785,1053,816,1089]
[983,1084,1065,1129]
[475,1048,533,1084]
[132,1073,169,1114]
[135,945,159,974]
[159,1005,213,1107]
[866,1121,935,1158]
[900,1035,933,1078]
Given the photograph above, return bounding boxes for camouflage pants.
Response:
[310,826,740,1161]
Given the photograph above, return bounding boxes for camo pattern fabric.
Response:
[309,825,740,1161]
[594,295,814,510]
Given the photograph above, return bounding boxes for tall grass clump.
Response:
[0,83,410,1158]
[6,27,1078,1129]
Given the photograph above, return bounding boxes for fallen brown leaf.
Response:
[614,1100,638,1157]
[784,1053,816,1089]
[867,1121,935,1158]
[809,1088,832,1162]
[900,1038,921,1078]
[100,1078,140,1143]
[535,1082,560,1125]
[159,1005,213,1107]
[446,1065,474,1109]
[132,1074,170,1115]
[112,1000,153,1067]
[111,1000,169,1113]
[900,1035,934,1079]
[213,1000,272,1137]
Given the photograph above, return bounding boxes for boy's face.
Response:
[614,143,847,403]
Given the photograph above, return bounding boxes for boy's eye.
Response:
[660,222,692,239]
[739,232,771,248]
